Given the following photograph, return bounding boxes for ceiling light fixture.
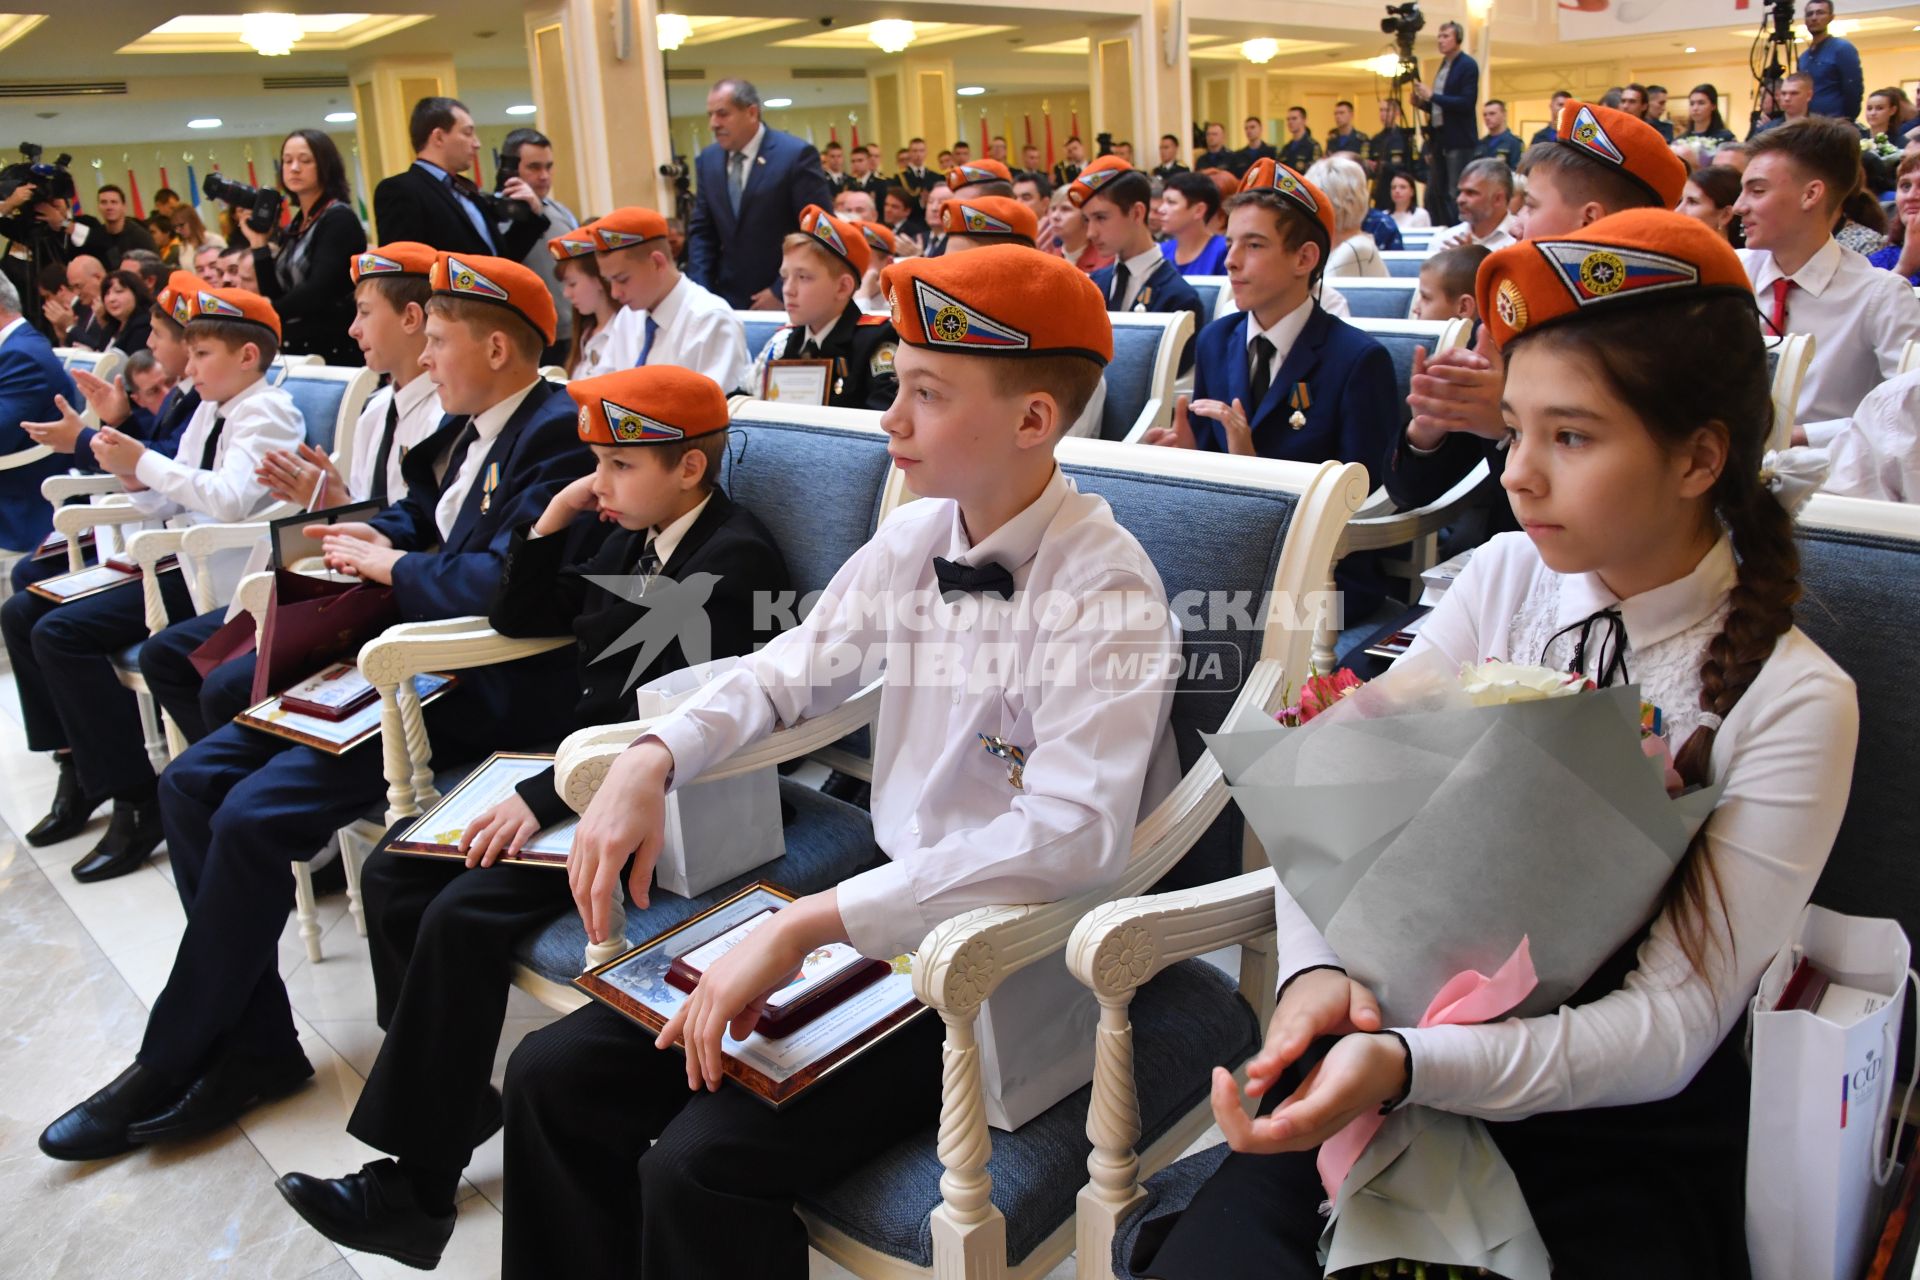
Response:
[188,117,222,129]
[505,104,537,116]
[656,12,691,51]
[764,96,793,108]
[1241,37,1279,64]
[1364,53,1402,77]
[869,19,915,53]
[240,11,300,55]
[957,85,986,96]
[324,110,356,123]
[1684,45,1696,52]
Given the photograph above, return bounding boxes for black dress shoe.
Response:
[125,1050,314,1145]
[39,1062,180,1161]
[26,755,105,848]
[276,1159,456,1270]
[71,797,165,883]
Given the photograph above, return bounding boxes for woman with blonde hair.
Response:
[1307,155,1386,277]
[169,204,225,262]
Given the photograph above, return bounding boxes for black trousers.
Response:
[347,843,575,1173]
[502,999,946,1279]
[138,607,255,744]
[10,550,69,594]
[1423,144,1476,226]
[0,572,195,799]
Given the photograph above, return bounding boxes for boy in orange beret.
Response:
[3,284,304,883]
[946,156,1016,198]
[941,194,1039,249]
[1071,155,1207,370]
[852,218,898,315]
[750,204,900,410]
[591,206,750,393]
[499,245,1180,1278]
[36,252,596,1164]
[278,366,792,1268]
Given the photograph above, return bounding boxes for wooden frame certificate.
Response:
[761,359,832,406]
[235,671,456,754]
[27,562,149,604]
[387,752,577,867]
[576,882,928,1108]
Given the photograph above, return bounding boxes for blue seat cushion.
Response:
[514,777,882,985]
[1340,286,1415,320]
[719,414,891,602]
[1100,326,1167,442]
[1384,256,1425,278]
[1111,1142,1233,1279]
[801,959,1259,1268]
[281,376,351,451]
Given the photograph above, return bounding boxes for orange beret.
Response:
[568,366,729,447]
[882,244,1111,365]
[188,286,281,341]
[156,271,210,326]
[429,251,558,346]
[795,204,871,276]
[351,241,436,284]
[1067,155,1134,208]
[1475,208,1751,350]
[1235,158,1336,246]
[856,220,897,258]
[946,158,1013,190]
[590,207,671,253]
[1552,100,1690,209]
[547,223,600,261]
[942,196,1038,245]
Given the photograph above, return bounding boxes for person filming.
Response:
[229,129,368,366]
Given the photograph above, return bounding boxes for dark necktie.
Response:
[932,556,1015,603]
[636,316,660,367]
[800,336,822,359]
[638,534,662,577]
[434,419,479,489]
[197,415,227,471]
[1248,336,1276,414]
[156,388,192,437]
[369,391,401,503]
[1110,262,1131,308]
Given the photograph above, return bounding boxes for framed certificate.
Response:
[27,562,145,604]
[32,528,95,563]
[270,499,383,572]
[761,359,832,406]
[235,671,457,754]
[386,751,578,867]
[576,881,928,1108]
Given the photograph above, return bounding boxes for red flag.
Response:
[158,165,170,192]
[1070,107,1079,139]
[247,159,258,187]
[1024,114,1033,146]
[851,121,861,149]
[1045,113,1056,170]
[829,124,838,144]
[127,171,143,218]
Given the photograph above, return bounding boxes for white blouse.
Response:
[1273,532,1859,1119]
[1326,232,1389,278]
[1391,208,1433,230]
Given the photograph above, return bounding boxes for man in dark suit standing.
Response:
[373,97,550,261]
[1412,21,1479,227]
[0,273,72,553]
[687,78,834,310]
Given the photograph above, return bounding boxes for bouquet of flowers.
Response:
[1206,651,1723,1278]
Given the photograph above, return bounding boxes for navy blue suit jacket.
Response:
[369,378,593,622]
[1089,257,1208,373]
[73,385,199,474]
[1421,52,1481,151]
[687,128,835,308]
[0,321,77,551]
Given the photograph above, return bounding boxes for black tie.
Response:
[370,391,402,503]
[800,337,822,359]
[1248,336,1276,414]
[197,415,226,471]
[1110,262,1131,307]
[434,419,479,490]
[932,556,1015,603]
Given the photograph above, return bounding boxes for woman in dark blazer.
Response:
[99,269,154,355]
[241,128,367,366]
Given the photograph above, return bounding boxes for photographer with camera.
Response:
[496,127,579,364]
[1410,16,1479,227]
[220,128,367,366]
[1,146,91,342]
[373,97,549,264]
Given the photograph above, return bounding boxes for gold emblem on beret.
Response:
[932,303,970,343]
[1495,278,1529,332]
[1578,249,1626,297]
[577,405,593,438]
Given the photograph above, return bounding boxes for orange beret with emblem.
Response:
[187,286,281,341]
[794,204,871,277]
[1475,208,1751,350]
[1067,155,1135,208]
[942,196,1038,246]
[351,241,436,284]
[856,220,897,258]
[589,207,671,254]
[429,251,558,346]
[1235,158,1336,246]
[156,271,210,327]
[1550,100,1690,209]
[881,244,1111,365]
[569,366,730,447]
[547,223,600,262]
[946,158,1014,191]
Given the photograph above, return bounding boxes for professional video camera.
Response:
[1381,1,1424,79]
[202,171,285,235]
[469,184,541,226]
[0,141,76,207]
[1749,0,1799,130]
[658,157,692,233]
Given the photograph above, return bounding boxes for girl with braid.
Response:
[1138,210,1859,1279]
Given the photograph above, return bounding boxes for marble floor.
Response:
[0,661,1191,1279]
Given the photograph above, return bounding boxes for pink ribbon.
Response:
[1316,937,1539,1202]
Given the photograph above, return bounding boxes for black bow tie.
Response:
[1546,606,1632,688]
[932,556,1014,603]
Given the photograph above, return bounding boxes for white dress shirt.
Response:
[1391,208,1433,230]
[1268,532,1857,1120]
[1743,240,1920,433]
[347,373,444,503]
[1244,295,1316,372]
[1326,232,1388,278]
[647,492,714,566]
[608,276,752,394]
[127,375,305,602]
[646,465,1182,959]
[1430,220,1516,253]
[1107,245,1166,312]
[1817,367,1920,503]
[571,324,616,380]
[435,379,539,542]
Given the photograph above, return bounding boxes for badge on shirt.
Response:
[1288,382,1312,429]
[1133,285,1154,312]
[480,461,500,514]
[978,734,1026,791]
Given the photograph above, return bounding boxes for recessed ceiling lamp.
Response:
[324,110,356,123]
[869,19,915,53]
[188,117,223,129]
[957,85,986,96]
[657,13,691,51]
[1684,45,1696,53]
[506,104,537,116]
[764,96,793,107]
[1241,37,1279,64]
[240,11,300,56]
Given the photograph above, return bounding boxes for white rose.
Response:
[1457,660,1587,707]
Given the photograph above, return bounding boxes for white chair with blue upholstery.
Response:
[1328,277,1418,320]
[1379,250,1428,278]
[1107,312,1192,444]
[1764,333,1814,453]
[734,309,793,367]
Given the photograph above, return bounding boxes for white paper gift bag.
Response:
[633,665,785,900]
[975,959,1099,1131]
[1747,904,1917,1280]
